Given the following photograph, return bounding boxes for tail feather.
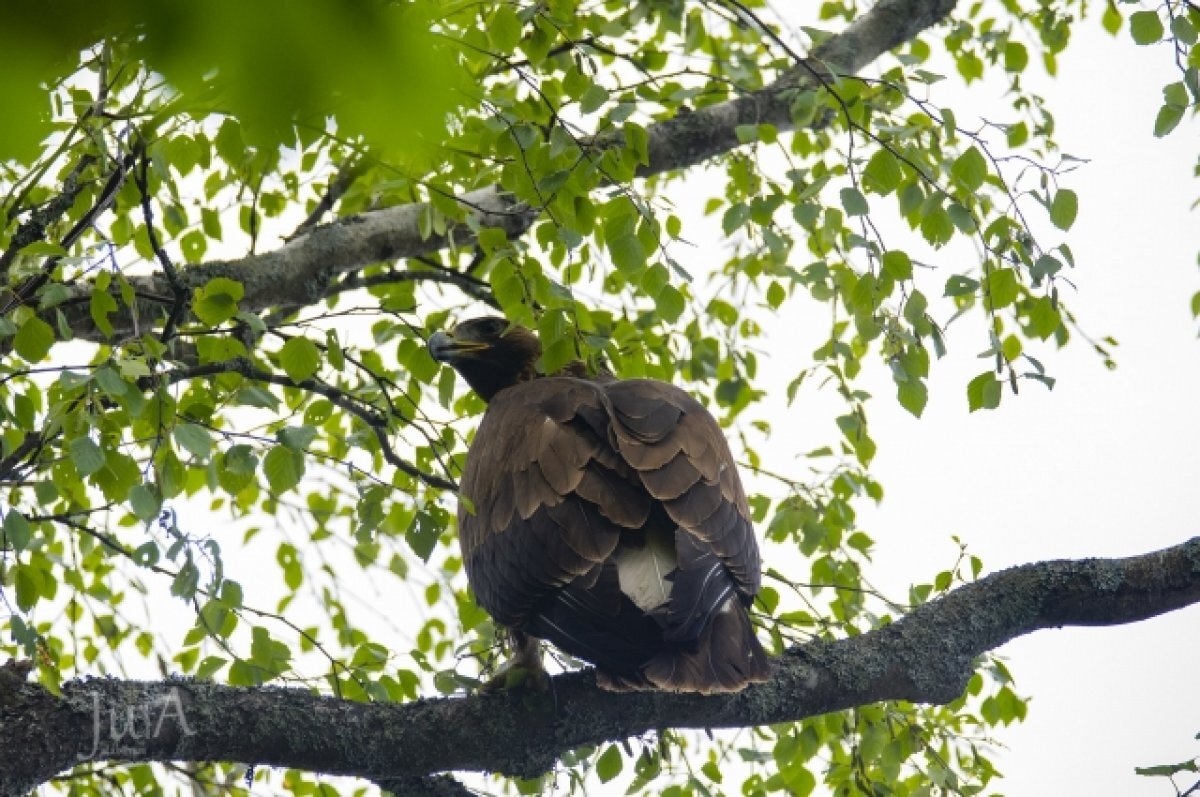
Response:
[597,596,770,694]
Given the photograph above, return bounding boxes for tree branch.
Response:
[321,267,497,309]
[44,0,958,344]
[0,155,97,282]
[287,155,369,240]
[134,145,188,343]
[143,358,459,491]
[4,536,1197,795]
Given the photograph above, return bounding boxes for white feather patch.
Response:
[614,531,676,612]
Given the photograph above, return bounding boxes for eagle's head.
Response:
[427,316,541,402]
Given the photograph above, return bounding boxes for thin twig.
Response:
[288,155,369,239]
[141,359,458,491]
[134,141,188,343]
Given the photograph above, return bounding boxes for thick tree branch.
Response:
[44,0,957,344]
[4,536,1198,795]
[322,267,497,308]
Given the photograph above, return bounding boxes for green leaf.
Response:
[1171,14,1198,44]
[3,511,33,552]
[235,385,280,409]
[839,186,869,216]
[129,485,162,522]
[192,277,245,326]
[94,450,140,503]
[920,207,955,245]
[279,336,321,383]
[70,437,106,477]
[608,234,646,273]
[967,372,1002,412]
[14,564,42,611]
[904,290,928,325]
[863,149,903,194]
[1136,760,1200,778]
[1027,295,1062,339]
[277,425,318,451]
[896,377,928,418]
[985,268,1019,309]
[946,203,976,233]
[767,281,786,309]
[224,444,259,475]
[734,124,759,144]
[195,656,227,680]
[19,241,68,257]
[1130,10,1164,45]
[1101,2,1123,35]
[249,625,291,680]
[596,745,624,783]
[133,541,160,567]
[181,230,207,262]
[722,202,751,234]
[489,5,522,51]
[14,316,55,363]
[326,329,345,371]
[951,146,987,191]
[1049,189,1078,230]
[1007,120,1029,147]
[655,285,686,322]
[944,274,980,297]
[93,365,128,397]
[881,250,912,281]
[956,51,984,82]
[1163,81,1190,108]
[579,83,609,115]
[1154,103,1185,137]
[1004,41,1029,72]
[228,660,259,687]
[406,508,446,562]
[217,452,256,496]
[174,423,213,459]
[263,445,305,493]
[90,276,117,338]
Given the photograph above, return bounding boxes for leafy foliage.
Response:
[0,0,1196,795]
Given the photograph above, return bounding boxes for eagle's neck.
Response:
[454,359,531,402]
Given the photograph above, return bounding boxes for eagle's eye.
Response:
[480,318,507,338]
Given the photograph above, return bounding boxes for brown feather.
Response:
[637,452,704,501]
[432,317,768,693]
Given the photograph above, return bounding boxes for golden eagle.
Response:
[428,317,770,692]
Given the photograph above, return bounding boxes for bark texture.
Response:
[40,0,959,343]
[3,537,1198,795]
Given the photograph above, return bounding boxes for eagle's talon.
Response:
[478,629,548,693]
[479,663,549,693]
